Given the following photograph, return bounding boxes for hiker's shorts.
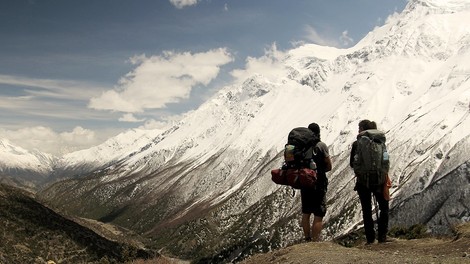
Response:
[300,188,327,217]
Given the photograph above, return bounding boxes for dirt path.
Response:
[240,224,470,264]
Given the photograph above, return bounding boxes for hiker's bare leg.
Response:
[311,216,323,241]
[302,213,311,239]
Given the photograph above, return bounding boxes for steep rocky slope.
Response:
[0,183,155,263]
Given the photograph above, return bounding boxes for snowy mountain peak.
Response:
[414,0,470,9]
[354,0,470,62]
[0,138,53,174]
[58,128,163,171]
[407,0,470,13]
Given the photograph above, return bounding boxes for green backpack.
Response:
[353,129,390,188]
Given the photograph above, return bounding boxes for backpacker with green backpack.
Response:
[353,129,390,189]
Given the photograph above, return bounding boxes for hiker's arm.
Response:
[324,156,332,172]
[318,142,332,172]
[349,141,357,168]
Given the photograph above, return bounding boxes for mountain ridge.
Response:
[0,183,155,263]
[2,0,470,262]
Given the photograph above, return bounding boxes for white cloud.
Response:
[169,0,198,9]
[0,74,115,121]
[138,111,190,130]
[224,3,228,11]
[60,127,96,144]
[139,119,168,130]
[89,48,233,113]
[0,126,104,155]
[0,93,120,124]
[290,40,307,48]
[340,30,354,46]
[385,11,400,24]
[0,74,106,100]
[376,17,384,25]
[0,95,35,110]
[304,25,340,47]
[119,113,145,122]
[230,43,288,83]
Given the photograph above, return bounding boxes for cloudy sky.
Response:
[0,0,407,155]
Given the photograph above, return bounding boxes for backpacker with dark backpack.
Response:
[284,127,319,169]
[353,129,390,189]
[271,127,319,189]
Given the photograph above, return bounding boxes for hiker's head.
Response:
[358,119,377,132]
[308,123,320,136]
[358,119,371,132]
[369,121,377,129]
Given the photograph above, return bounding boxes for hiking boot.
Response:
[378,237,394,243]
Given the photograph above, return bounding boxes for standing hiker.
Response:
[349,120,376,168]
[301,123,332,242]
[350,120,390,244]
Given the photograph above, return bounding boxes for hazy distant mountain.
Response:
[0,129,164,187]
[0,139,54,189]
[49,128,163,181]
[2,0,470,262]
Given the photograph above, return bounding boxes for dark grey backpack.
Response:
[284,127,319,169]
[353,129,390,188]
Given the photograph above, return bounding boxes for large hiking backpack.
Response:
[271,127,319,189]
[284,127,319,169]
[271,168,317,189]
[353,129,390,188]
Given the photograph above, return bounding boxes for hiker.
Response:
[349,120,377,168]
[301,123,332,242]
[350,119,390,244]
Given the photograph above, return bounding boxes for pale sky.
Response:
[0,0,408,155]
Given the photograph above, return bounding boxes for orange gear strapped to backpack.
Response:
[383,174,392,201]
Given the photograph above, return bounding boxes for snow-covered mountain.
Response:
[0,138,54,188]
[4,0,470,261]
[50,128,163,178]
[0,139,53,172]
[0,129,163,187]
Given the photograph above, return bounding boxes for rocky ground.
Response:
[240,223,470,264]
[129,222,470,264]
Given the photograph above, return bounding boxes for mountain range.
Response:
[1,0,470,262]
